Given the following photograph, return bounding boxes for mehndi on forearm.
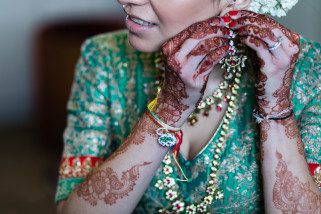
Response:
[260,116,321,213]
[59,112,174,214]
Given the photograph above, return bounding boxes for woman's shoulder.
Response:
[78,29,157,77]
[79,29,131,58]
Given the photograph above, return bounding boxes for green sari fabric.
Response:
[55,29,321,212]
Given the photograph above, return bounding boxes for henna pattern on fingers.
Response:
[193,46,228,80]
[161,17,223,56]
[234,11,300,46]
[188,37,227,57]
[239,25,278,43]
[158,17,229,126]
[273,151,321,212]
[108,113,158,161]
[76,161,152,206]
[236,11,301,145]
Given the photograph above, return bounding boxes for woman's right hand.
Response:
[154,16,231,127]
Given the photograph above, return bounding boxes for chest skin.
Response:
[179,66,229,161]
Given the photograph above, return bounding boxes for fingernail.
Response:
[222,16,231,23]
[229,20,236,28]
[228,11,238,16]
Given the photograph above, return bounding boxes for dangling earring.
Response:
[220,30,247,74]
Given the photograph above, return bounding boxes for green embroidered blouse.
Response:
[55,29,321,212]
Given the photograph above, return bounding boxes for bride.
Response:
[56,0,321,213]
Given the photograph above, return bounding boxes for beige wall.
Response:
[0,0,320,125]
[275,0,321,42]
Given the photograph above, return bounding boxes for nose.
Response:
[118,0,148,5]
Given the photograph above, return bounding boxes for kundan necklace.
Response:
[153,29,248,213]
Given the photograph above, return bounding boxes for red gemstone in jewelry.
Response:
[222,16,231,22]
[216,105,222,111]
[229,20,236,27]
[224,97,229,102]
[229,10,238,16]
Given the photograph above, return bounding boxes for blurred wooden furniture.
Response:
[34,18,125,151]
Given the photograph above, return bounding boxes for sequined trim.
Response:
[59,156,105,179]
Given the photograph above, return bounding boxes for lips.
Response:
[126,13,156,26]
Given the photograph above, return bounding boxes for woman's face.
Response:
[118,0,232,52]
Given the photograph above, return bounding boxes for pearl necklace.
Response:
[154,70,241,213]
[152,28,249,212]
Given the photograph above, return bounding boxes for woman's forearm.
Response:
[58,110,188,214]
[260,115,321,213]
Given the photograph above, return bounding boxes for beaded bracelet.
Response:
[147,109,181,132]
[252,107,293,124]
[146,109,181,147]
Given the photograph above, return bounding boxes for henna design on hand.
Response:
[108,113,158,161]
[162,17,224,56]
[232,11,300,112]
[192,46,228,81]
[232,11,301,145]
[270,68,293,115]
[233,11,300,47]
[254,56,270,115]
[154,68,189,125]
[156,16,229,126]
[273,151,321,212]
[238,25,278,43]
[188,37,227,57]
[76,161,152,206]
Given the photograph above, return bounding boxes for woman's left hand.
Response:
[227,10,300,116]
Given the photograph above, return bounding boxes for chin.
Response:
[127,32,161,53]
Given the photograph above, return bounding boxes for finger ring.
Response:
[268,37,283,51]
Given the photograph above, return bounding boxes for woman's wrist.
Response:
[257,100,293,116]
[152,104,194,128]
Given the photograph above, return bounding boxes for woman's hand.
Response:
[154,16,231,127]
[228,10,300,116]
